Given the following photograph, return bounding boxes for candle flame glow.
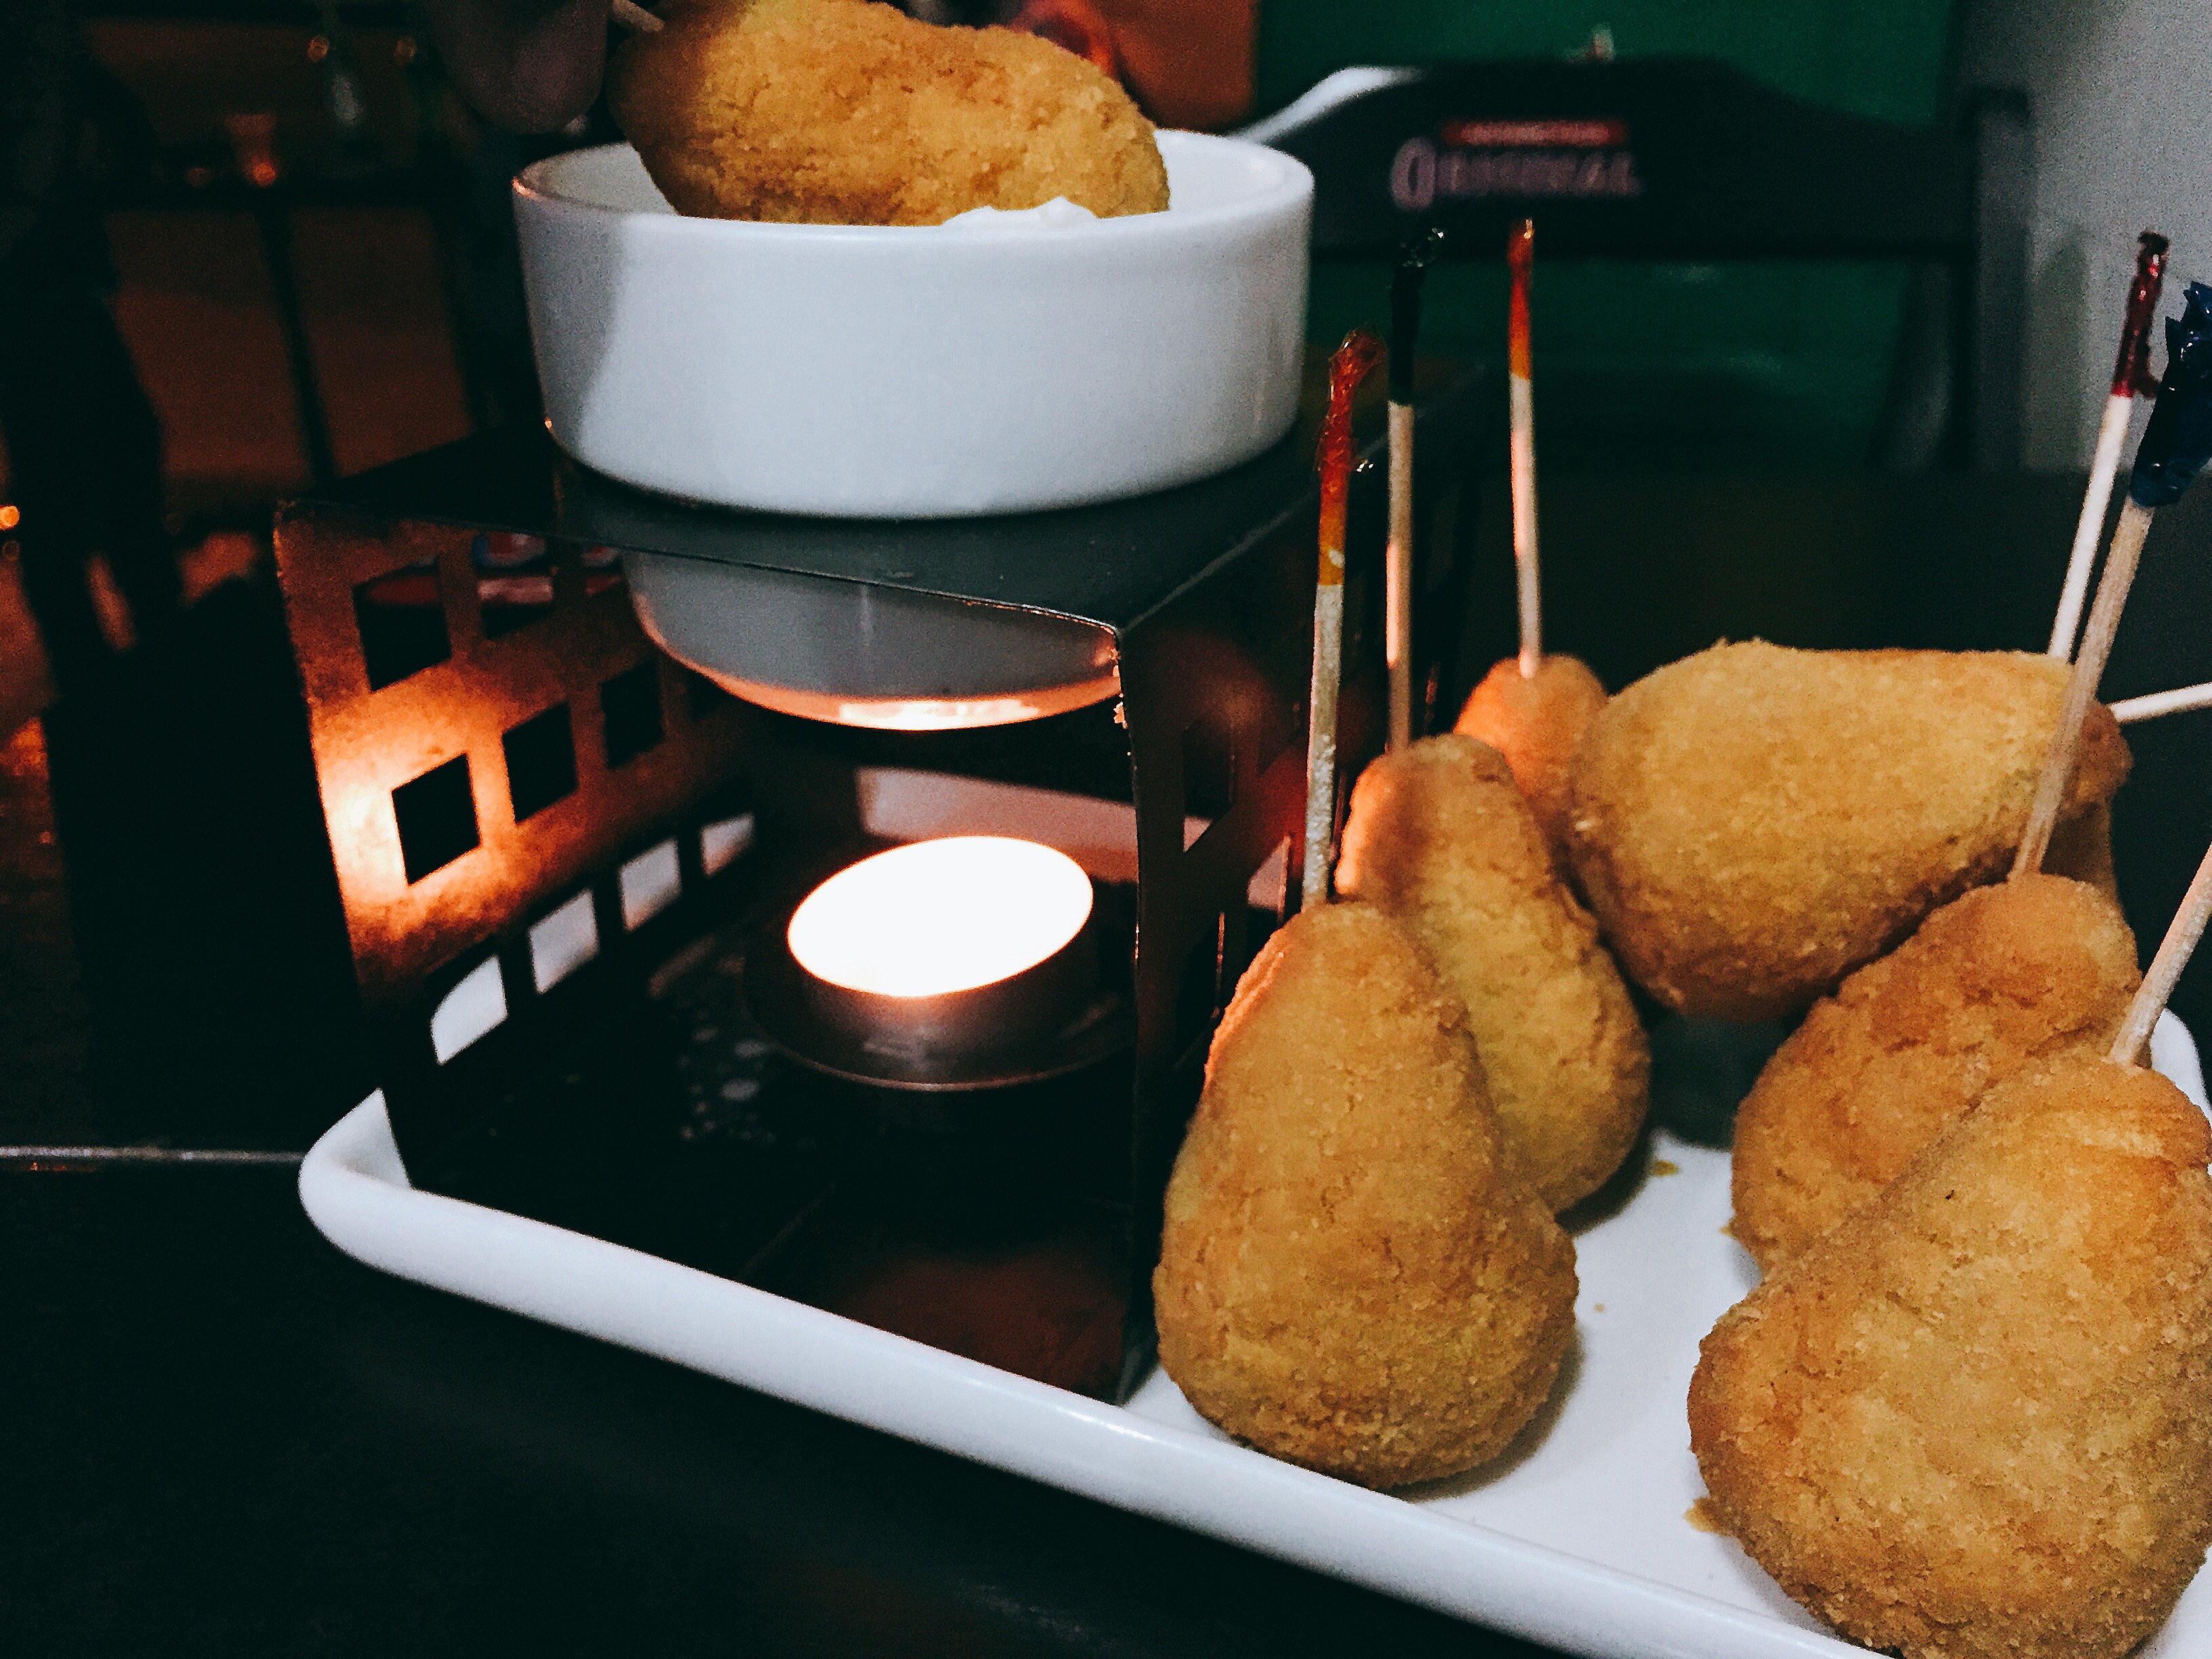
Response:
[788,836,1093,998]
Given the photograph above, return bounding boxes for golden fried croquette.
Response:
[1690,1054,2212,1659]
[1730,874,2139,1268]
[1153,902,1577,1488]
[609,0,1170,225]
[1336,735,1648,1211]
[1568,643,2131,1021]
[1454,653,1607,869]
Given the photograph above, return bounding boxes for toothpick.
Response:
[2051,396,2135,659]
[2111,832,2212,1063]
[2016,277,2212,878]
[2012,497,2151,878]
[2049,232,2167,659]
[1386,400,1414,747]
[1302,329,1386,909]
[2112,681,2212,724]
[612,0,663,30]
[1507,219,1541,678]
[1386,228,1445,750]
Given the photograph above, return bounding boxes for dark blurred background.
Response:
[5,0,2212,1133]
[0,0,1975,531]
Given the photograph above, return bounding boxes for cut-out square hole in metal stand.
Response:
[619,838,682,930]
[529,891,598,992]
[392,755,478,883]
[354,560,450,689]
[431,956,507,1062]
[503,702,577,822]
[601,660,665,769]
[273,377,1481,1406]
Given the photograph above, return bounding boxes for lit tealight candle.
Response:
[789,836,1094,999]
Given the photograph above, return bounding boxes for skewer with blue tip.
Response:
[2020,279,2212,876]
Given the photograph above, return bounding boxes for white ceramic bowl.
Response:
[512,132,1312,518]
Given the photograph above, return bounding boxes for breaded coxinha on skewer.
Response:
[1729,872,2139,1267]
[1337,734,1647,1212]
[1694,1051,2212,1659]
[1693,844,2212,1659]
[1153,901,1578,1488]
[1696,304,2212,1658]
[1456,653,1607,873]
[1446,220,1612,873]
[1566,642,2129,1022]
[1730,279,2212,1267]
[611,0,1168,226]
[1153,335,1576,1488]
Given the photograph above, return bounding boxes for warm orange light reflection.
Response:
[788,836,1092,998]
[834,696,1049,731]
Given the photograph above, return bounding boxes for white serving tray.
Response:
[299,1015,2212,1659]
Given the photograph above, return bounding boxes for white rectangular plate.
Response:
[300,1015,2212,1659]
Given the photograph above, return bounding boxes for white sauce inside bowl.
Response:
[529,133,1300,231]
[936,197,1100,231]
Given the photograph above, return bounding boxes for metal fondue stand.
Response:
[272,376,1479,1401]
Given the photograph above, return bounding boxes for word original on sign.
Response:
[1391,117,1643,214]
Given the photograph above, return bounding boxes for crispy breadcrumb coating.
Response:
[1454,653,1607,872]
[609,0,1170,225]
[1153,903,1577,1489]
[1568,643,2130,1021]
[1690,1054,2212,1659]
[1731,874,2140,1267]
[1337,735,1648,1212]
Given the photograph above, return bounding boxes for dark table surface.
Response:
[11,466,2212,1658]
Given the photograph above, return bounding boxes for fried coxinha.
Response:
[1567,642,2129,1022]
[1337,733,1647,1213]
[1454,653,1607,874]
[610,0,1168,225]
[1692,1052,2212,1659]
[1729,874,2140,1268]
[1153,902,1577,1489]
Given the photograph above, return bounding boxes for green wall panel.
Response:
[1268,2,1959,470]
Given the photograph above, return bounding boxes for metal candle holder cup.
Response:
[745,886,1128,1093]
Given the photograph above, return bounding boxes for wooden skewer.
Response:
[612,0,663,30]
[1386,398,1415,748]
[2111,832,2212,1063]
[2048,392,2133,658]
[2112,681,2212,724]
[2049,231,2167,659]
[1507,219,1541,678]
[2013,497,2152,878]
[1385,228,1443,752]
[1302,330,1385,909]
[2021,274,2212,874]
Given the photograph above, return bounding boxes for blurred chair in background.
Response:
[0,0,173,696]
[1256,56,2026,473]
[1256,1,1969,472]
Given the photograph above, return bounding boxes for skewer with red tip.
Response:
[2049,231,2167,659]
[1507,220,1542,679]
[1301,328,1386,909]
